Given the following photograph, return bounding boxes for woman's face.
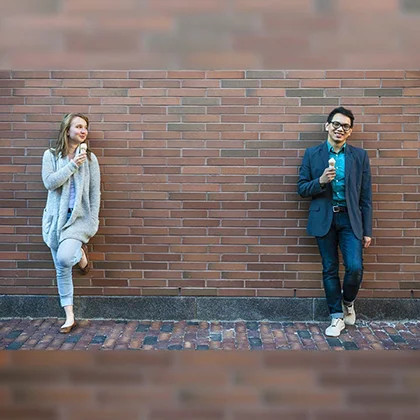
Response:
[68,116,88,145]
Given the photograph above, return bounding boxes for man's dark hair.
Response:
[327,107,355,127]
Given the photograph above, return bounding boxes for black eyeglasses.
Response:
[330,121,352,132]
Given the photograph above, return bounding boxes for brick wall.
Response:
[1,70,419,300]
[1,351,419,419]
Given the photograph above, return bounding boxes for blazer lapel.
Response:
[345,144,353,188]
[320,142,334,197]
[320,142,329,166]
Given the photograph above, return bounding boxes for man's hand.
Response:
[319,167,336,185]
[363,236,372,248]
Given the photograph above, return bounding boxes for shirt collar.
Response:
[327,141,346,154]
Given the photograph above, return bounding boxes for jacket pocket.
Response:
[309,203,320,212]
[89,216,99,236]
[42,209,53,234]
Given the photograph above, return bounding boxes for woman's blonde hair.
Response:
[53,113,91,159]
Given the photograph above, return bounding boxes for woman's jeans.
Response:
[51,238,83,307]
[316,212,363,319]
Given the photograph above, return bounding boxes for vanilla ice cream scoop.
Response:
[80,143,87,153]
[328,157,336,168]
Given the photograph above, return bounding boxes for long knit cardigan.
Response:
[42,149,101,250]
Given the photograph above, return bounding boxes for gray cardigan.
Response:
[42,149,101,250]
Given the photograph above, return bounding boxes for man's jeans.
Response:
[316,212,363,318]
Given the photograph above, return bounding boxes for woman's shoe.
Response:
[59,321,77,334]
[79,244,90,274]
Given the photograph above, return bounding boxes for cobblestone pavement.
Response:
[1,318,419,350]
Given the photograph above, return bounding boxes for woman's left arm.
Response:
[89,154,101,219]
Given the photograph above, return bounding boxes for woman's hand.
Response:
[72,151,87,167]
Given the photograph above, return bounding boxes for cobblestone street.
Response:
[1,318,419,351]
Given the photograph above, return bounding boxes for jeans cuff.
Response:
[331,313,344,319]
[60,298,73,307]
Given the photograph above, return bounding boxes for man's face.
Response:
[325,113,352,146]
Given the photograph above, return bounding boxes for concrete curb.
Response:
[1,295,419,321]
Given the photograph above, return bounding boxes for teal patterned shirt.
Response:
[328,142,346,207]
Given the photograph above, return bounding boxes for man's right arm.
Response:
[297,149,327,198]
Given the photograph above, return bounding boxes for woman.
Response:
[42,113,101,333]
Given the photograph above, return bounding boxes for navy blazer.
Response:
[297,142,372,240]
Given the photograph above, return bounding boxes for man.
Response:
[297,107,372,337]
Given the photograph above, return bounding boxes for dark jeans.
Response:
[316,212,363,318]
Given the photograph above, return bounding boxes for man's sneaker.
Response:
[325,318,345,337]
[342,302,356,326]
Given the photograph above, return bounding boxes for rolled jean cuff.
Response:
[60,297,73,307]
[331,312,344,319]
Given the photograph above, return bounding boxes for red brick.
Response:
[341,79,381,88]
[11,71,50,78]
[246,88,285,97]
[51,71,90,79]
[219,99,257,107]
[13,88,51,96]
[129,71,167,79]
[206,71,245,79]
[286,70,325,79]
[168,71,206,79]
[143,80,180,88]
[301,80,340,88]
[261,80,300,88]
[325,71,365,78]
[365,70,405,78]
[128,88,166,97]
[207,88,247,97]
[182,80,220,88]
[90,71,128,79]
[168,88,206,97]
[382,79,420,87]
[52,88,89,97]
[1,70,419,301]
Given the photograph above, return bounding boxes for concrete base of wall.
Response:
[1,295,419,321]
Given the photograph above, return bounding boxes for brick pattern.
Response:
[0,328,419,419]
[1,1,420,69]
[0,70,420,299]
[1,319,419,351]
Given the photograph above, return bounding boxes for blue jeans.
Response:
[51,239,83,307]
[316,212,363,318]
[50,212,83,308]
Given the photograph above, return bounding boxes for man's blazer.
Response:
[297,142,372,240]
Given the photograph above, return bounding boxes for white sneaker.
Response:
[342,302,356,326]
[325,318,345,337]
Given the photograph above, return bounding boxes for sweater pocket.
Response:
[42,209,53,234]
[89,216,99,237]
